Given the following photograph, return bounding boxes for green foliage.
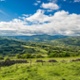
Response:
[0,36,80,79]
[16,54,22,59]
[0,56,4,60]
[35,54,44,58]
[0,37,80,58]
[22,53,32,58]
[4,57,10,61]
[51,36,80,46]
[0,59,80,80]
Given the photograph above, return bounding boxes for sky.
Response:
[0,0,80,36]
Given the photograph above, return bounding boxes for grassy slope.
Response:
[0,37,80,80]
[0,57,80,80]
[0,37,49,55]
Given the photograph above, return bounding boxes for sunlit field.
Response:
[0,57,80,80]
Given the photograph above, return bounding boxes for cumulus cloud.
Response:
[0,10,80,36]
[41,2,59,12]
[25,9,50,23]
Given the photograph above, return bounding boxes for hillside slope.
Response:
[50,36,80,46]
[0,36,80,57]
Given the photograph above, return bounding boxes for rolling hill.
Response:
[0,35,80,57]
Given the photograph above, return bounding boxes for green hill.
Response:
[0,36,80,57]
[0,37,48,56]
[51,36,80,46]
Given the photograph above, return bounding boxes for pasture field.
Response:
[0,57,80,80]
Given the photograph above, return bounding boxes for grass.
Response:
[0,57,80,80]
[23,45,47,54]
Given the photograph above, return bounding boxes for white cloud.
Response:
[37,0,41,3]
[34,3,38,6]
[34,0,41,6]
[25,9,50,23]
[0,10,80,36]
[74,0,80,2]
[41,2,59,11]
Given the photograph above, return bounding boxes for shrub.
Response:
[4,57,11,61]
[0,56,4,60]
[36,54,44,58]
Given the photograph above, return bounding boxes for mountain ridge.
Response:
[0,35,68,42]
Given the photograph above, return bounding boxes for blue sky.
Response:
[0,0,80,21]
[0,0,80,36]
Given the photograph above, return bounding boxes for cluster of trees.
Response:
[16,53,44,59]
[48,51,80,57]
[0,36,80,58]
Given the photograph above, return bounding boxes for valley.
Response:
[0,36,80,80]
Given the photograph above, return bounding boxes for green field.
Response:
[0,37,80,80]
[0,57,80,80]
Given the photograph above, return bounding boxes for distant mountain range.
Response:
[2,35,68,42]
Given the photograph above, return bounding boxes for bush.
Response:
[16,54,22,59]
[4,57,11,61]
[0,56,4,60]
[22,53,33,59]
[36,54,44,58]
[48,53,57,58]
